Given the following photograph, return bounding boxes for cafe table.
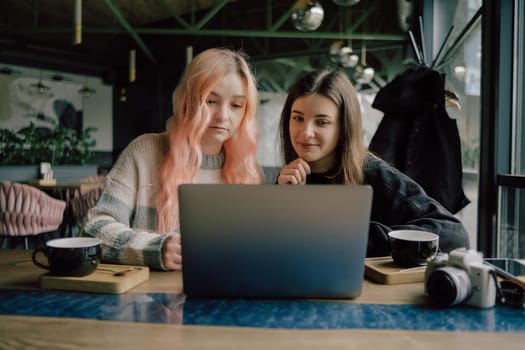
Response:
[28,180,104,198]
[0,249,524,350]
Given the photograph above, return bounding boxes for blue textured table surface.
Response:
[0,289,523,332]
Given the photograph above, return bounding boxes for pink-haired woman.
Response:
[83,48,262,270]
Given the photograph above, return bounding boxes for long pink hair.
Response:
[156,48,261,233]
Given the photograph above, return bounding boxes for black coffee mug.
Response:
[388,230,439,268]
[32,237,102,277]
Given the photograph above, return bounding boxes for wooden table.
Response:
[0,249,524,350]
[29,180,104,195]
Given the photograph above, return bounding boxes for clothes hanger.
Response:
[444,90,461,110]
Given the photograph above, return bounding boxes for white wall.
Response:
[82,81,112,151]
[255,91,286,167]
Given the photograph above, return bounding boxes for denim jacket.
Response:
[306,156,470,257]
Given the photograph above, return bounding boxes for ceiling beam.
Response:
[100,0,159,65]
[159,0,190,29]
[3,26,405,41]
[194,0,230,30]
[124,28,405,41]
[269,5,295,32]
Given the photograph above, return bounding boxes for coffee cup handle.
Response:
[32,248,50,270]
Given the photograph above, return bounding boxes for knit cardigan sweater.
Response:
[82,133,225,270]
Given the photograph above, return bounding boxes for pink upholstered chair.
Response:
[56,175,105,236]
[69,186,103,227]
[0,181,66,249]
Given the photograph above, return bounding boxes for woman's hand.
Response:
[277,158,311,185]
[162,233,182,270]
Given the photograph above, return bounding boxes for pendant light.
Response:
[129,49,136,83]
[186,46,193,66]
[354,41,374,84]
[78,77,96,97]
[73,0,82,45]
[30,72,51,94]
[291,0,324,32]
[341,8,358,68]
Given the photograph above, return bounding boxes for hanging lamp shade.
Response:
[73,0,82,45]
[354,42,375,84]
[30,74,51,94]
[78,78,96,97]
[341,51,359,68]
[129,49,136,83]
[329,40,344,63]
[291,1,324,32]
[330,41,359,68]
[31,81,51,94]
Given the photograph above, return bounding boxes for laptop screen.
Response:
[179,184,372,299]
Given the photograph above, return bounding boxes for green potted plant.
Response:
[0,123,98,181]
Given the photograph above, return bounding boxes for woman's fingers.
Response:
[294,158,311,179]
[278,158,311,185]
[162,234,182,270]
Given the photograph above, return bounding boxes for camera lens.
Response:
[426,266,471,306]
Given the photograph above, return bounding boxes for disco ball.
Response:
[341,53,359,68]
[329,41,359,68]
[291,1,324,32]
[332,0,360,5]
[354,65,375,84]
[329,41,345,63]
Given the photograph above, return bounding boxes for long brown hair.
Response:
[279,70,367,184]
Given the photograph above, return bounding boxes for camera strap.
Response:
[489,269,506,305]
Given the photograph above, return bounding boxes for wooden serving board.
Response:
[365,256,426,284]
[39,264,149,294]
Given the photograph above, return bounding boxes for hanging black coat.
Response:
[368,66,470,214]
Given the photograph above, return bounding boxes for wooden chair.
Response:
[0,181,66,249]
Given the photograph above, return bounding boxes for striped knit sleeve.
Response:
[82,134,170,270]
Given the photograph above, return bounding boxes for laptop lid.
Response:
[179,184,372,299]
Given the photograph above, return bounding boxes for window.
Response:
[430,0,482,248]
[495,0,525,258]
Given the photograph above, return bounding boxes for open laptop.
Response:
[179,184,373,299]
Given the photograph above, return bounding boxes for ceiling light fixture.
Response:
[354,41,374,84]
[291,0,324,32]
[329,9,359,68]
[73,0,82,45]
[78,77,96,97]
[119,88,127,102]
[78,85,96,97]
[186,46,193,66]
[129,49,136,83]
[341,47,359,68]
[30,73,51,94]
[329,40,344,63]
[329,41,358,68]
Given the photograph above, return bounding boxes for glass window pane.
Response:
[497,1,525,259]
[498,186,525,257]
[434,0,482,249]
[514,0,525,174]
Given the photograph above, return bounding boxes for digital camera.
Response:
[424,248,496,308]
